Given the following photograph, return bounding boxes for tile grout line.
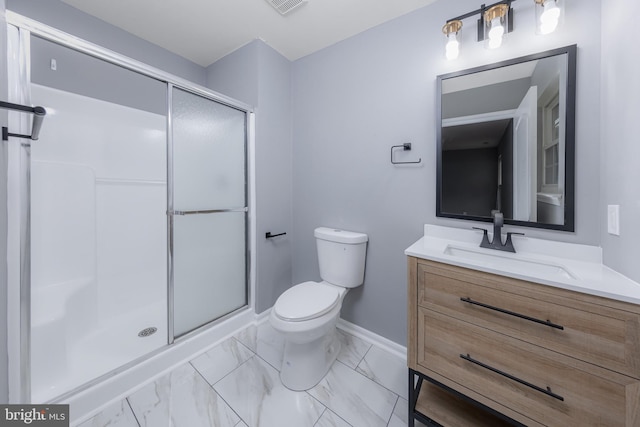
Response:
[337,329,373,371]
[330,409,356,427]
[305,388,331,426]
[385,395,401,427]
[125,396,143,427]
[355,363,405,402]
[311,407,328,427]
[188,337,255,388]
[189,352,255,427]
[249,335,285,372]
[354,344,409,401]
[189,356,252,426]
[231,335,255,354]
[313,359,396,427]
[354,343,373,372]
[333,359,402,425]
[232,328,258,354]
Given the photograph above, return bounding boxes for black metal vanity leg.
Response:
[408,369,415,427]
[408,368,423,427]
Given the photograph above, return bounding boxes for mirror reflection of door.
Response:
[439,50,570,227]
[513,86,538,222]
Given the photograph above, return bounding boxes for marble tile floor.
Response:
[77,322,429,427]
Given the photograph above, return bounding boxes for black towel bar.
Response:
[266,231,287,239]
[1,100,47,141]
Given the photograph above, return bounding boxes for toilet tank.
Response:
[314,227,368,288]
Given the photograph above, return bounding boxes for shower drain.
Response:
[138,327,158,338]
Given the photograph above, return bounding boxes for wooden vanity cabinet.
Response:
[408,257,640,427]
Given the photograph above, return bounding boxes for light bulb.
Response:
[445,33,459,60]
[488,36,503,49]
[539,0,560,34]
[541,0,560,24]
[442,20,462,60]
[539,19,559,34]
[488,17,505,41]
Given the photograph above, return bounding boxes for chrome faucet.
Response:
[473,212,524,253]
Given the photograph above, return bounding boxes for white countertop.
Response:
[405,225,640,305]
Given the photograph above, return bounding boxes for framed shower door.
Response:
[7,16,253,404]
[26,35,169,402]
[170,87,248,338]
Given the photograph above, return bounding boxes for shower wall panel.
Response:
[30,83,167,402]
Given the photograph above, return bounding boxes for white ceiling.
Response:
[61,0,438,67]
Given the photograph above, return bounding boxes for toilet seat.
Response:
[274,281,341,322]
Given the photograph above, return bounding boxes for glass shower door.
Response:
[27,35,168,402]
[171,87,247,338]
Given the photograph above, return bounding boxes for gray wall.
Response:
[600,0,640,283]
[291,0,602,345]
[31,36,167,115]
[1,0,9,404]
[6,0,206,85]
[205,42,259,107]
[206,40,293,313]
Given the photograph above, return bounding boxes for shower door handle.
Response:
[168,207,248,216]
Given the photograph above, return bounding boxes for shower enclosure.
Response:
[5,14,252,405]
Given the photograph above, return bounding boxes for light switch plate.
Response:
[607,205,620,235]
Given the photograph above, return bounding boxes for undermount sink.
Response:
[443,245,577,280]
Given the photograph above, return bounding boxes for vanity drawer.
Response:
[417,261,640,378]
[417,308,640,427]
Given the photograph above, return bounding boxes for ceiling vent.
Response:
[265,0,308,15]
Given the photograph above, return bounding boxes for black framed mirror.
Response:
[436,45,577,231]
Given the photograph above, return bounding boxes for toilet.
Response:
[269,227,368,391]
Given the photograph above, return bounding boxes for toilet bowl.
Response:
[270,227,368,391]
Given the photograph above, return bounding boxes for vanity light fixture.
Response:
[534,0,562,35]
[442,0,515,60]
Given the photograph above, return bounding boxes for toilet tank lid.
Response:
[314,227,368,244]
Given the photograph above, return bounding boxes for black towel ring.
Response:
[391,143,421,164]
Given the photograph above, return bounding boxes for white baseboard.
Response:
[337,319,407,362]
[255,308,271,324]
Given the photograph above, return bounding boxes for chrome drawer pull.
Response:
[460,297,564,330]
[460,354,565,401]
